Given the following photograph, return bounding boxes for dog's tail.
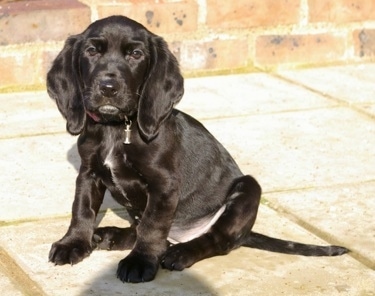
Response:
[242,231,349,256]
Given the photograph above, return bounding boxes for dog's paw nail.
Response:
[93,234,102,243]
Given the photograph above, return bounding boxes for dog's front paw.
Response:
[117,252,159,283]
[49,239,92,266]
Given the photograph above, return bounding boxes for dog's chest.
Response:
[100,127,133,170]
[99,128,136,196]
[103,146,121,171]
[102,147,128,196]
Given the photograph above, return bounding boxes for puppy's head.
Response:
[47,15,184,141]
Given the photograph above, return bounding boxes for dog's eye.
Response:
[87,46,99,56]
[129,49,143,59]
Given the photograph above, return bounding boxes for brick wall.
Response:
[1,0,375,92]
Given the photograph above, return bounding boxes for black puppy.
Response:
[47,15,348,283]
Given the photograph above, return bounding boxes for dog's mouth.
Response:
[86,105,134,124]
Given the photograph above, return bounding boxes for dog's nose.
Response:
[99,80,119,97]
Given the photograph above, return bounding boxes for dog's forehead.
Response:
[84,16,149,40]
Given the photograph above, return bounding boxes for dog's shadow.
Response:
[78,263,216,295]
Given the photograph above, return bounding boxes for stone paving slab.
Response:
[264,181,375,269]
[3,105,373,223]
[278,64,375,111]
[0,91,64,139]
[0,72,347,222]
[204,107,375,190]
[0,71,339,140]
[0,133,121,222]
[179,72,338,120]
[1,64,375,295]
[0,268,23,296]
[202,107,375,270]
[0,207,374,296]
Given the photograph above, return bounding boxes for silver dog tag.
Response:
[123,118,132,145]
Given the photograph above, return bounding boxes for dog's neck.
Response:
[85,111,134,145]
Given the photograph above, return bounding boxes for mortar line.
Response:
[0,207,127,228]
[0,104,344,141]
[195,105,343,122]
[262,197,375,270]
[262,178,375,195]
[271,72,375,121]
[0,246,47,296]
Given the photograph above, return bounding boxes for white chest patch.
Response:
[104,148,128,199]
[104,147,115,169]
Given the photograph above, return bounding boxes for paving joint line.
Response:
[262,178,375,195]
[261,197,375,270]
[0,246,47,296]
[271,72,375,121]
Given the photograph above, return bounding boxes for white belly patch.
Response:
[168,205,226,244]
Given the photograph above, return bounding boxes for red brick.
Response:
[165,41,182,63]
[207,0,300,29]
[309,0,375,23]
[255,34,346,67]
[0,0,91,44]
[98,1,198,34]
[354,29,375,58]
[42,48,62,82]
[179,39,248,71]
[0,50,42,90]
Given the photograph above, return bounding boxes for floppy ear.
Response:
[137,35,184,141]
[47,36,85,135]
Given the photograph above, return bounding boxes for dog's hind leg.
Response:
[93,225,137,251]
[162,175,261,271]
